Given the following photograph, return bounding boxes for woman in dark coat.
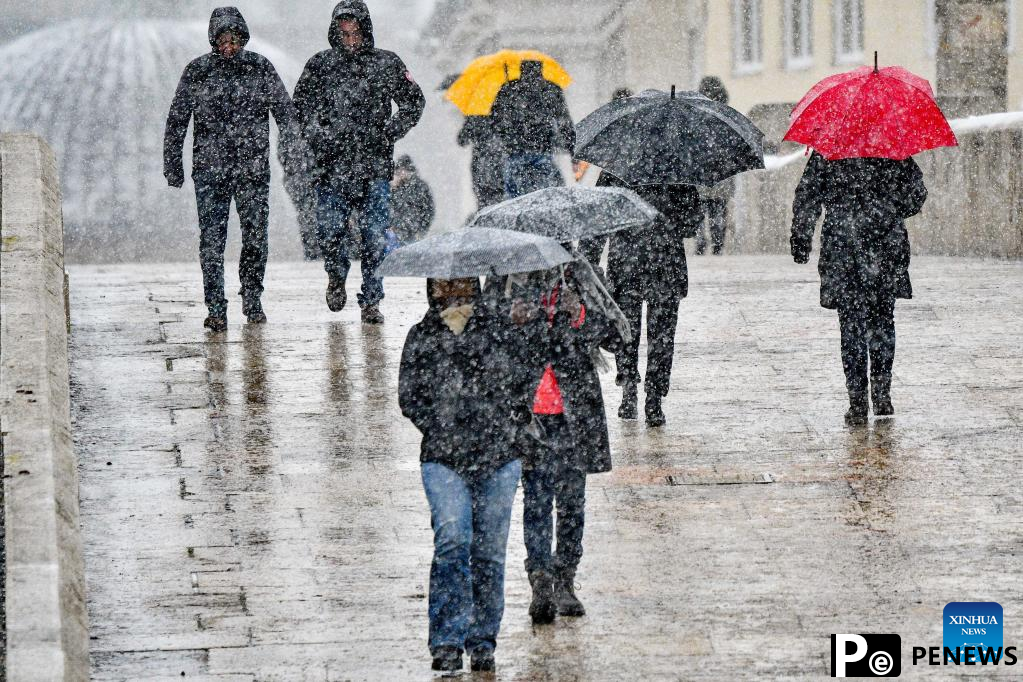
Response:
[790,152,927,425]
[521,266,622,623]
[398,278,539,673]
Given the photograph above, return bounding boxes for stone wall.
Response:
[731,120,1023,258]
[0,134,89,680]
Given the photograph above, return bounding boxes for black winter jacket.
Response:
[581,172,701,300]
[490,63,575,156]
[164,8,294,185]
[399,294,541,479]
[293,1,425,194]
[791,152,927,309]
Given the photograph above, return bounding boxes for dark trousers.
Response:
[194,174,270,317]
[616,293,681,397]
[695,197,727,255]
[522,415,586,576]
[837,297,896,397]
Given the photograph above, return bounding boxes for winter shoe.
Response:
[555,570,586,617]
[431,647,462,672]
[528,571,556,624]
[618,383,638,420]
[645,394,666,427]
[845,393,869,426]
[326,276,347,312]
[243,299,267,324]
[361,304,384,325]
[469,647,496,672]
[871,376,894,416]
[203,314,227,332]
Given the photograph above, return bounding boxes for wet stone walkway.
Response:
[69,256,1023,680]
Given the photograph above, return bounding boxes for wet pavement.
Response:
[69,256,1023,680]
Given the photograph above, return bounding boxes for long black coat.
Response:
[581,172,701,301]
[293,1,425,193]
[399,294,541,479]
[458,116,505,208]
[490,64,575,156]
[791,152,927,310]
[164,8,294,185]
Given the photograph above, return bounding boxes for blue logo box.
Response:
[943,602,1003,663]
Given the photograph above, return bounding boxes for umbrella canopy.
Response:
[445,49,572,116]
[574,88,765,187]
[377,227,574,279]
[783,64,958,160]
[469,186,661,242]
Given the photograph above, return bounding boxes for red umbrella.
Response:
[783,61,958,160]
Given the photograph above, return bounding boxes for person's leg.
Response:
[503,155,522,200]
[644,295,682,426]
[868,297,897,414]
[615,292,643,419]
[708,198,727,255]
[465,459,521,661]
[838,304,870,424]
[356,179,391,313]
[234,180,270,319]
[695,205,709,255]
[315,186,353,310]
[550,418,587,616]
[194,175,231,324]
[522,424,557,624]
[421,463,474,659]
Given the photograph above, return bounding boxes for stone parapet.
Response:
[0,133,89,680]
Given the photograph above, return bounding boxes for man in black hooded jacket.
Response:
[294,1,426,324]
[164,7,294,331]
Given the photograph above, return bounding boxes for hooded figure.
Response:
[163,7,295,330]
[398,279,541,673]
[390,155,435,244]
[580,172,701,426]
[791,152,927,425]
[489,60,575,198]
[694,76,735,255]
[293,1,426,323]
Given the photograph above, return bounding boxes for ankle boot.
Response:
[845,392,869,426]
[618,383,638,420]
[528,571,556,624]
[555,569,586,617]
[645,394,666,427]
[871,375,894,416]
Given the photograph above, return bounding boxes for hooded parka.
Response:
[791,152,927,309]
[293,1,426,194]
[164,7,294,184]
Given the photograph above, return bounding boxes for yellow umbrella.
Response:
[445,49,572,116]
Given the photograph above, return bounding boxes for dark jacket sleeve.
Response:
[552,87,575,153]
[893,158,927,219]
[265,62,295,131]
[292,57,321,132]
[163,65,195,185]
[384,56,426,143]
[791,153,826,262]
[398,327,433,433]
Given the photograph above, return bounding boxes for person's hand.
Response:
[510,299,536,326]
[165,170,185,189]
[792,251,810,265]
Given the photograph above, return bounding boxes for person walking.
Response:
[791,152,927,425]
[399,279,541,673]
[457,115,506,210]
[293,0,425,324]
[164,7,294,331]
[490,60,575,199]
[390,155,435,244]
[522,268,619,624]
[580,175,701,426]
[694,77,735,256]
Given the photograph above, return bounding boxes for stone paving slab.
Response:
[69,256,1023,680]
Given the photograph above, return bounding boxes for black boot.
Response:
[844,392,869,426]
[242,298,267,324]
[431,646,462,672]
[871,375,894,416]
[528,571,556,624]
[618,383,638,420]
[555,569,586,617]
[469,647,496,672]
[645,394,666,427]
[203,313,227,333]
[326,276,346,312]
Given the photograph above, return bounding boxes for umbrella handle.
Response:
[874,51,878,73]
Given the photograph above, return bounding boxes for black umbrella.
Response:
[574,87,765,186]
[468,186,660,241]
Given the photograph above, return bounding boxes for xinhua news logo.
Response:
[831,634,901,677]
[943,602,1003,663]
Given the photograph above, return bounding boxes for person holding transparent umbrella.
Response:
[786,56,954,425]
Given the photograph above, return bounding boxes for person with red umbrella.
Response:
[787,55,956,425]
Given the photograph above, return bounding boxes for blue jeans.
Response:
[315,180,391,308]
[503,153,563,199]
[421,460,521,656]
[522,415,587,575]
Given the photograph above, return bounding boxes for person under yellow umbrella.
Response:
[445,49,572,116]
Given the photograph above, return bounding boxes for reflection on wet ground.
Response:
[69,258,1023,679]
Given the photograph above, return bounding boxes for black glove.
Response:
[165,169,185,189]
[792,251,810,265]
